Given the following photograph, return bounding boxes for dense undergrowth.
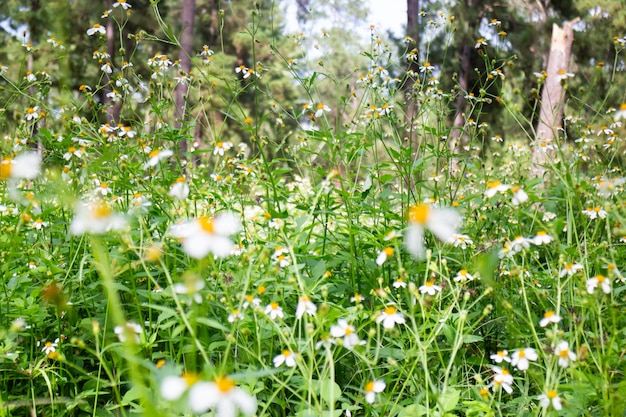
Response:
[1,2,625,417]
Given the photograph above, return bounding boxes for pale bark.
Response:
[532,18,580,176]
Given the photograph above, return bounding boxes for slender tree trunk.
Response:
[102,0,121,124]
[449,42,471,153]
[405,0,420,190]
[175,0,196,161]
[532,18,579,177]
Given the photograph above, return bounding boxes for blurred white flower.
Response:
[405,203,461,258]
[170,212,241,259]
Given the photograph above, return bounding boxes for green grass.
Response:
[1,3,626,417]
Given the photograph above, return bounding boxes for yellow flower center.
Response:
[92,204,111,219]
[149,149,160,158]
[365,381,375,392]
[270,301,279,310]
[547,390,558,399]
[182,372,199,387]
[409,204,430,225]
[486,180,501,189]
[282,349,291,357]
[518,350,526,358]
[258,285,266,294]
[383,247,394,256]
[596,275,605,282]
[344,326,353,335]
[384,306,397,315]
[558,349,569,358]
[544,311,554,318]
[0,159,12,179]
[198,217,215,233]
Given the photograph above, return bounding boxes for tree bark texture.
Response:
[532,18,579,176]
[175,0,196,160]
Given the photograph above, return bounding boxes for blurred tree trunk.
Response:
[103,0,121,124]
[532,18,579,177]
[175,0,196,161]
[405,0,420,189]
[448,0,480,154]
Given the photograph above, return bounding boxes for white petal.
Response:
[12,153,41,179]
[188,382,219,414]
[160,376,187,401]
[405,225,425,258]
[208,235,235,258]
[427,208,461,243]
[231,388,257,416]
[213,212,241,235]
[182,234,213,259]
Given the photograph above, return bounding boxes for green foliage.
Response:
[1,1,626,417]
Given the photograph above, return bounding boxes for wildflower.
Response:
[392,278,407,289]
[489,367,513,393]
[454,269,474,283]
[509,235,530,253]
[273,350,296,367]
[24,106,42,123]
[350,294,364,303]
[264,302,284,320]
[169,177,190,200]
[272,246,290,268]
[452,234,473,249]
[41,338,59,355]
[169,212,241,259]
[405,203,461,258]
[586,274,611,294]
[556,69,574,81]
[376,306,405,329]
[187,376,257,416]
[582,206,607,220]
[539,311,562,327]
[419,61,435,72]
[364,380,385,404]
[144,149,174,169]
[376,247,394,266]
[511,186,528,205]
[315,103,331,118]
[114,322,142,343]
[475,38,487,49]
[173,278,205,304]
[484,180,510,197]
[554,341,576,368]
[538,390,562,410]
[86,24,106,36]
[113,0,131,9]
[0,153,41,180]
[32,218,47,230]
[213,141,233,156]
[419,280,442,295]
[531,231,553,245]
[511,348,538,371]
[490,350,510,363]
[559,262,583,277]
[295,295,317,319]
[69,201,128,235]
[330,319,362,350]
[242,294,261,309]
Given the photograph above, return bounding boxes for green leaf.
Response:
[439,388,460,412]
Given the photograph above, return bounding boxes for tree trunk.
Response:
[448,42,471,153]
[405,0,420,190]
[103,0,121,124]
[532,18,579,177]
[175,0,196,160]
